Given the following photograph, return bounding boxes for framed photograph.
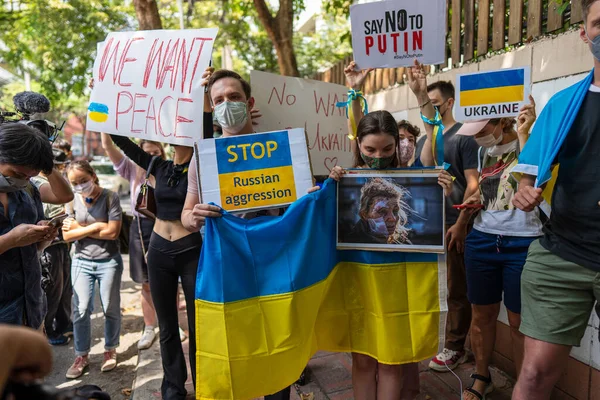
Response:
[337,170,445,253]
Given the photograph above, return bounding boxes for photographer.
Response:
[0,123,58,329]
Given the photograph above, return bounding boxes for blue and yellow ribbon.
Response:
[420,109,445,166]
[336,89,368,140]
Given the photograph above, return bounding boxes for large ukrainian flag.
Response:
[195,179,447,400]
[459,69,526,107]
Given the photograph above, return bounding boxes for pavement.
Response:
[47,252,514,400]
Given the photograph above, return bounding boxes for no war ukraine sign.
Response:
[87,29,218,146]
[455,67,532,122]
[350,0,447,69]
[198,129,314,212]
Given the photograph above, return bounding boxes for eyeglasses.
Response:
[167,164,189,188]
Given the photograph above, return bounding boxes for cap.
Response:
[456,120,489,136]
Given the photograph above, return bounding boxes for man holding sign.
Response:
[182,69,315,400]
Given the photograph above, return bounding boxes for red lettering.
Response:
[158,39,179,90]
[413,31,423,51]
[404,32,409,53]
[158,96,174,137]
[174,98,194,138]
[115,91,133,130]
[391,33,400,53]
[116,37,144,87]
[130,93,148,133]
[332,134,340,151]
[365,36,374,56]
[314,92,331,116]
[309,122,320,151]
[143,39,165,89]
[145,97,157,136]
[377,34,387,54]
[268,83,286,105]
[99,38,121,84]
[187,37,213,94]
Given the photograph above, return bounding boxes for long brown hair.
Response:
[67,160,99,185]
[353,110,400,168]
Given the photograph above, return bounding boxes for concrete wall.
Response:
[364,29,599,399]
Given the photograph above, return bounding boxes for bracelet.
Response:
[419,99,431,108]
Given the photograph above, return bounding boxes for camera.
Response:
[0,91,64,142]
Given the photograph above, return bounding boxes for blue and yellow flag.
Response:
[459,69,526,107]
[195,179,447,400]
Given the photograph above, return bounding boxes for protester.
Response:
[63,160,123,378]
[0,325,53,393]
[510,1,600,398]
[408,62,480,372]
[101,133,166,350]
[110,135,199,400]
[182,69,301,400]
[31,147,75,345]
[0,123,58,329]
[451,98,541,400]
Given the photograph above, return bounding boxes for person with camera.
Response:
[62,161,123,379]
[0,123,59,329]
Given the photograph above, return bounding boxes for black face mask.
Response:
[437,100,450,118]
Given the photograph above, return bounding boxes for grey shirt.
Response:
[71,189,122,260]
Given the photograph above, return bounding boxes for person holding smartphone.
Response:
[445,98,543,400]
[62,160,123,379]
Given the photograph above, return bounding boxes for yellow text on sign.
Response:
[227,141,279,162]
[218,166,297,211]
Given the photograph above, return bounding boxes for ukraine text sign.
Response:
[456,67,531,122]
[350,0,447,69]
[87,29,218,146]
[198,129,314,212]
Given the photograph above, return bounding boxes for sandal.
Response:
[463,373,494,400]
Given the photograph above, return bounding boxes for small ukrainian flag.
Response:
[460,69,526,107]
[88,102,109,123]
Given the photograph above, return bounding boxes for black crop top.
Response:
[110,135,191,221]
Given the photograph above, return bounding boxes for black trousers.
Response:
[147,231,202,400]
[41,243,72,338]
[265,387,291,400]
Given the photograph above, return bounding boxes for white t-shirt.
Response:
[473,140,544,237]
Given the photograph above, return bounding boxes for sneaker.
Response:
[101,349,117,372]
[179,327,187,342]
[66,355,89,379]
[428,348,468,372]
[49,335,71,346]
[137,326,156,350]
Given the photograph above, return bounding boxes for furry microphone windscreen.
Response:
[13,92,51,115]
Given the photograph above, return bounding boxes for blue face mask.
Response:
[585,28,600,61]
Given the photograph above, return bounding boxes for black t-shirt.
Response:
[540,88,600,272]
[414,123,479,225]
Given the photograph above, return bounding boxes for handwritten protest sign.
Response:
[251,71,351,176]
[87,29,218,146]
[455,67,531,122]
[198,129,313,212]
[350,0,446,69]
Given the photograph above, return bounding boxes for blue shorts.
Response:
[465,229,537,313]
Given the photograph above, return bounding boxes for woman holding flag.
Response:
[328,61,453,400]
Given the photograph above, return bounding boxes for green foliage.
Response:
[0,0,132,103]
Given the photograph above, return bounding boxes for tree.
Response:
[0,0,132,103]
[253,0,300,77]
[133,0,162,30]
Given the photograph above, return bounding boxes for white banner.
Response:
[350,0,447,69]
[251,71,352,176]
[87,29,218,146]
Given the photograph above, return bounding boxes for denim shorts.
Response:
[465,229,537,313]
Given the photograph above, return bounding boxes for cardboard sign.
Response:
[455,67,532,122]
[350,0,447,69]
[198,129,313,212]
[87,29,218,146]
[251,71,352,176]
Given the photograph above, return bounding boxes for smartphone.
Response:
[453,204,484,210]
[48,213,68,228]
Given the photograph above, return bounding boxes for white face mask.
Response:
[475,125,503,148]
[213,101,248,133]
[73,180,94,195]
[0,173,29,193]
